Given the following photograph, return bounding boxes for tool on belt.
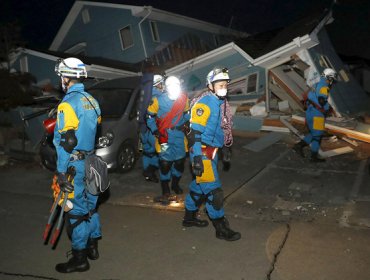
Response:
[43,166,76,246]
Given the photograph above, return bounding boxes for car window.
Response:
[89,88,133,118]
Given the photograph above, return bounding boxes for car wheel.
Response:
[116,141,136,173]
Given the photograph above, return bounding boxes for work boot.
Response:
[292,140,307,157]
[87,238,99,260]
[212,217,241,241]
[143,165,159,183]
[161,180,171,196]
[182,209,209,227]
[153,180,175,205]
[55,249,90,273]
[310,152,325,162]
[171,176,183,194]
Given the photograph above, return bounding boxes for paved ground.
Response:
[0,134,369,280]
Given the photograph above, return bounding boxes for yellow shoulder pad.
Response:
[147,97,159,114]
[57,102,79,132]
[191,103,211,126]
[184,97,190,111]
[319,86,329,96]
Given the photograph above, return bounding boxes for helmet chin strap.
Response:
[61,77,72,92]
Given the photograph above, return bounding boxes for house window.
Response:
[119,25,134,50]
[246,73,258,93]
[320,55,334,69]
[82,9,90,24]
[150,21,160,42]
[20,56,28,73]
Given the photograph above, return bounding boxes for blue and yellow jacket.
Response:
[307,77,330,113]
[190,93,224,157]
[53,83,101,173]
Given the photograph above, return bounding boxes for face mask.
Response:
[215,88,227,97]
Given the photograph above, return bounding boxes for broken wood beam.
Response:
[291,115,370,144]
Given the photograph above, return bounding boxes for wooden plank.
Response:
[319,146,354,158]
[260,126,290,133]
[291,115,370,144]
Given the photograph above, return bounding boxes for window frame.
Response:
[246,72,258,94]
[119,25,134,50]
[149,21,160,43]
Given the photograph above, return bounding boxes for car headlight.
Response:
[97,131,114,148]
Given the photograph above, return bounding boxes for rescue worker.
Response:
[140,75,165,183]
[183,67,241,241]
[146,75,190,204]
[293,68,337,162]
[53,57,102,273]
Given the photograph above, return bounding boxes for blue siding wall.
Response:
[57,5,225,64]
[59,6,144,63]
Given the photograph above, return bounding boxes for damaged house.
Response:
[4,1,370,156]
[165,10,370,131]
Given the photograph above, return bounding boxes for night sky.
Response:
[1,0,369,59]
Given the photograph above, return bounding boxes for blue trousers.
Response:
[68,159,101,250]
[184,153,225,219]
[304,108,325,153]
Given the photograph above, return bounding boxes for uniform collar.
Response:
[67,83,84,94]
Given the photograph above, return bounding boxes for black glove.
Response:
[222,146,231,172]
[192,155,204,176]
[152,130,160,138]
[222,146,231,163]
[57,172,74,193]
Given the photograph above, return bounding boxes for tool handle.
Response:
[50,229,60,245]
[50,193,68,245]
[43,224,52,241]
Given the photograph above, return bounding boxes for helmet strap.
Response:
[61,77,72,92]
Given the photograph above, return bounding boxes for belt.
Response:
[169,125,183,131]
[69,151,89,162]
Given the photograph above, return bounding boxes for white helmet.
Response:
[165,76,181,100]
[206,67,230,85]
[55,57,87,79]
[322,68,337,81]
[153,74,164,87]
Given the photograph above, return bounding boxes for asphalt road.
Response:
[0,135,369,280]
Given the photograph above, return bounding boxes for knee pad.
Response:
[159,160,172,175]
[208,188,224,211]
[312,135,322,144]
[190,191,207,208]
[173,158,185,173]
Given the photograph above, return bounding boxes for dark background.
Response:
[1,0,369,59]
